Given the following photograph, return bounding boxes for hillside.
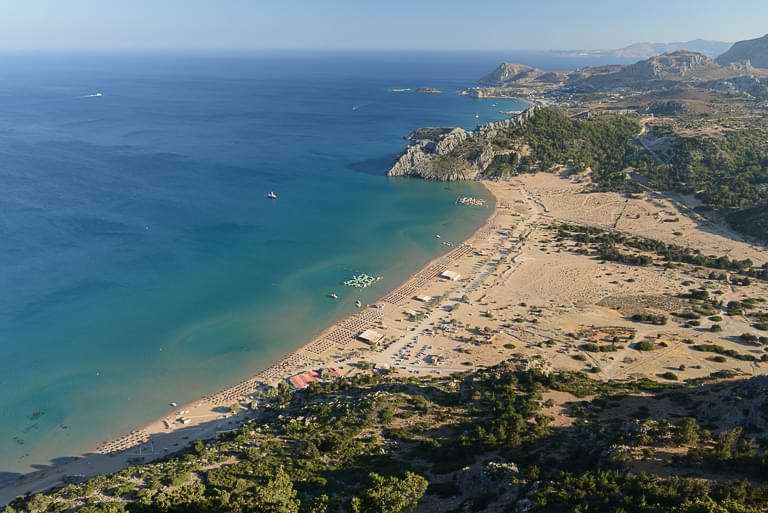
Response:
[388,107,641,181]
[5,360,768,513]
[568,51,727,91]
[717,33,768,68]
[478,63,564,86]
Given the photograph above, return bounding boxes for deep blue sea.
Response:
[0,50,631,475]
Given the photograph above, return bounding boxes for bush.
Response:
[635,340,656,351]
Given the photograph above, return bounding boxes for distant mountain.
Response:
[557,39,732,60]
[717,33,768,68]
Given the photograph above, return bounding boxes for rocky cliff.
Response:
[387,107,537,181]
[717,33,768,69]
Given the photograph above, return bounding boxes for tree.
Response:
[251,468,300,513]
[677,417,700,446]
[350,472,428,513]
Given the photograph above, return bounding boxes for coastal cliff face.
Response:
[387,107,537,181]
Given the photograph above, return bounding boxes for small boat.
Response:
[355,300,362,308]
[475,113,480,119]
[435,234,441,239]
[352,105,360,111]
[267,192,278,199]
[170,402,178,408]
[329,293,339,300]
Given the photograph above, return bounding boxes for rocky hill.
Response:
[717,33,768,68]
[569,51,724,91]
[388,106,641,182]
[478,63,564,86]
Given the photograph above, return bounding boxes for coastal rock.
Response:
[387,107,538,181]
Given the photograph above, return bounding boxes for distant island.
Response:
[414,87,442,94]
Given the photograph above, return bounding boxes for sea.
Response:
[0,50,632,476]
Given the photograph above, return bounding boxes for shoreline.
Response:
[0,183,501,505]
[5,170,768,507]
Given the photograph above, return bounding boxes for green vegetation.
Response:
[636,127,768,240]
[553,223,767,280]
[691,344,758,362]
[6,359,768,513]
[649,128,768,210]
[635,340,657,351]
[488,107,642,183]
[632,313,669,326]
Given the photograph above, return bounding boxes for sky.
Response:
[0,0,766,51]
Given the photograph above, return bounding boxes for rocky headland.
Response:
[387,107,539,181]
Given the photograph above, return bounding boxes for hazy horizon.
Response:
[0,0,765,52]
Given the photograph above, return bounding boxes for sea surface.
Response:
[0,50,629,475]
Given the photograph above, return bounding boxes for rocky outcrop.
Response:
[387,107,538,181]
[717,33,768,69]
[479,63,541,85]
[622,51,712,79]
[478,63,564,87]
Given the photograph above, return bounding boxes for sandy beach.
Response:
[2,171,767,506]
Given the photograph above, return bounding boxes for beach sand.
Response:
[2,171,767,505]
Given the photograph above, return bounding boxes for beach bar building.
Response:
[358,329,384,345]
[439,270,462,281]
[288,370,321,390]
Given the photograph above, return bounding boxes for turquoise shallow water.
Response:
[0,51,532,475]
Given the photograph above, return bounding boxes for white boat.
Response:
[352,105,360,111]
[435,234,441,239]
[169,402,177,407]
[329,293,339,300]
[475,113,480,119]
[267,192,278,199]
[355,300,362,308]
